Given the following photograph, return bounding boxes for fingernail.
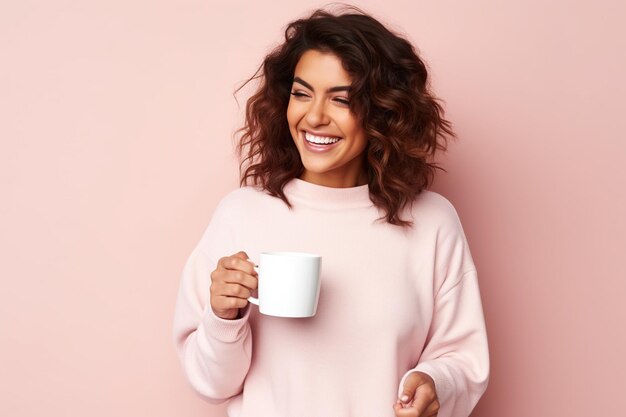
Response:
[400,394,409,402]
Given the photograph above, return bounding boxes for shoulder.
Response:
[411,189,464,228]
[211,184,269,218]
[215,185,259,206]
[412,190,476,278]
[405,189,470,245]
[198,185,267,246]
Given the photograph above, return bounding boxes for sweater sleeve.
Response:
[398,199,490,417]
[171,196,253,404]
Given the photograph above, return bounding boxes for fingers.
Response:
[213,279,253,299]
[393,400,417,416]
[410,382,437,416]
[214,294,250,310]
[215,251,258,289]
[219,251,257,273]
[422,400,440,416]
[393,371,439,417]
[216,268,258,291]
[209,251,258,320]
[399,371,421,404]
[393,396,439,417]
[394,370,420,417]
[210,277,254,319]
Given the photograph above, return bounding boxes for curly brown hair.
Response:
[233,4,456,228]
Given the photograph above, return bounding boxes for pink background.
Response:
[1,1,624,416]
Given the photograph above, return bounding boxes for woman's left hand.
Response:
[393,371,440,417]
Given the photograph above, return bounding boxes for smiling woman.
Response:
[172,4,489,417]
[287,50,369,188]
[230,4,457,227]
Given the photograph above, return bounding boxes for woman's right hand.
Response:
[210,251,258,320]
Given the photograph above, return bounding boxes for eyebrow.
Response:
[292,76,351,93]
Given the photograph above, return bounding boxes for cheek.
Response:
[350,128,368,152]
[286,103,300,129]
[341,118,365,142]
[286,108,298,142]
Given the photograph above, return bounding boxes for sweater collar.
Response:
[282,177,373,210]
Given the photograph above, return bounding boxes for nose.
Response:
[304,97,330,126]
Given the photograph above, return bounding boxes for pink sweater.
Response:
[172,177,489,417]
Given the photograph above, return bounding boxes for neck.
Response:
[299,167,368,188]
[283,176,373,209]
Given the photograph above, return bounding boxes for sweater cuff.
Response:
[201,303,252,343]
[398,361,453,406]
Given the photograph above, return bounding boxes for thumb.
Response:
[398,371,421,404]
[233,251,250,260]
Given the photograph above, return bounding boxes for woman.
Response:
[172,5,489,417]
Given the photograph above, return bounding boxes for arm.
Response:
[172,198,253,404]
[400,268,490,416]
[399,198,490,416]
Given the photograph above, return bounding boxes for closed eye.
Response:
[290,91,350,105]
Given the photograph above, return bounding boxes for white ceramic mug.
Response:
[247,251,322,318]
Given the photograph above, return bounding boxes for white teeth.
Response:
[304,131,341,144]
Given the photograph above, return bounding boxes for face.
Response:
[287,49,368,188]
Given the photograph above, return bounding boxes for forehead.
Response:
[293,49,352,85]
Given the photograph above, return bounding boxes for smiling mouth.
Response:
[301,130,343,145]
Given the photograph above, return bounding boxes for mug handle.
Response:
[247,263,260,306]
